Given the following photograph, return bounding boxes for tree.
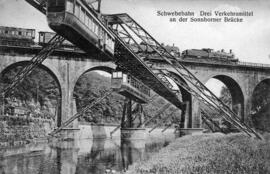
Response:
[219,86,232,107]
[250,81,270,132]
[251,81,270,113]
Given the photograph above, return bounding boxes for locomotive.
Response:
[0,26,35,47]
[181,48,239,62]
[46,0,115,60]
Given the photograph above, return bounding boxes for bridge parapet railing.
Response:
[238,61,270,68]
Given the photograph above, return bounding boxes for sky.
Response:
[0,0,269,96]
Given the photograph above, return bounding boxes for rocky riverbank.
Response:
[0,115,54,147]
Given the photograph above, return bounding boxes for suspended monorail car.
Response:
[111,72,151,103]
[46,0,115,59]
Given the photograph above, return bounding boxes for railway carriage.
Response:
[0,26,35,47]
[38,31,76,49]
[47,0,115,60]
[111,71,151,103]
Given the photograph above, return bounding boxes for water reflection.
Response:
[0,137,172,174]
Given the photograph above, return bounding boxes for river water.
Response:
[0,135,175,174]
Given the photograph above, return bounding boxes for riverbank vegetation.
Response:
[126,133,270,174]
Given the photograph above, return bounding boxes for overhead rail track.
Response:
[105,13,261,139]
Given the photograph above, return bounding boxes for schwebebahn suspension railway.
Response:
[0,0,263,139]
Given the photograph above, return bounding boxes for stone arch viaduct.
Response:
[1,46,270,128]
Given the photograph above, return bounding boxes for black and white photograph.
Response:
[0,0,270,173]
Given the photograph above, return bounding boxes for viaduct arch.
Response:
[204,75,245,120]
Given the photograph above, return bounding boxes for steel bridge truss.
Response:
[105,13,261,139]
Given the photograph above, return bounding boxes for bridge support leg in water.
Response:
[55,97,80,141]
[121,98,146,141]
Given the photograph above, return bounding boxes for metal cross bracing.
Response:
[161,123,173,133]
[49,89,113,136]
[141,102,171,127]
[201,109,223,133]
[1,34,65,97]
[148,108,177,133]
[105,13,262,139]
[201,115,215,133]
